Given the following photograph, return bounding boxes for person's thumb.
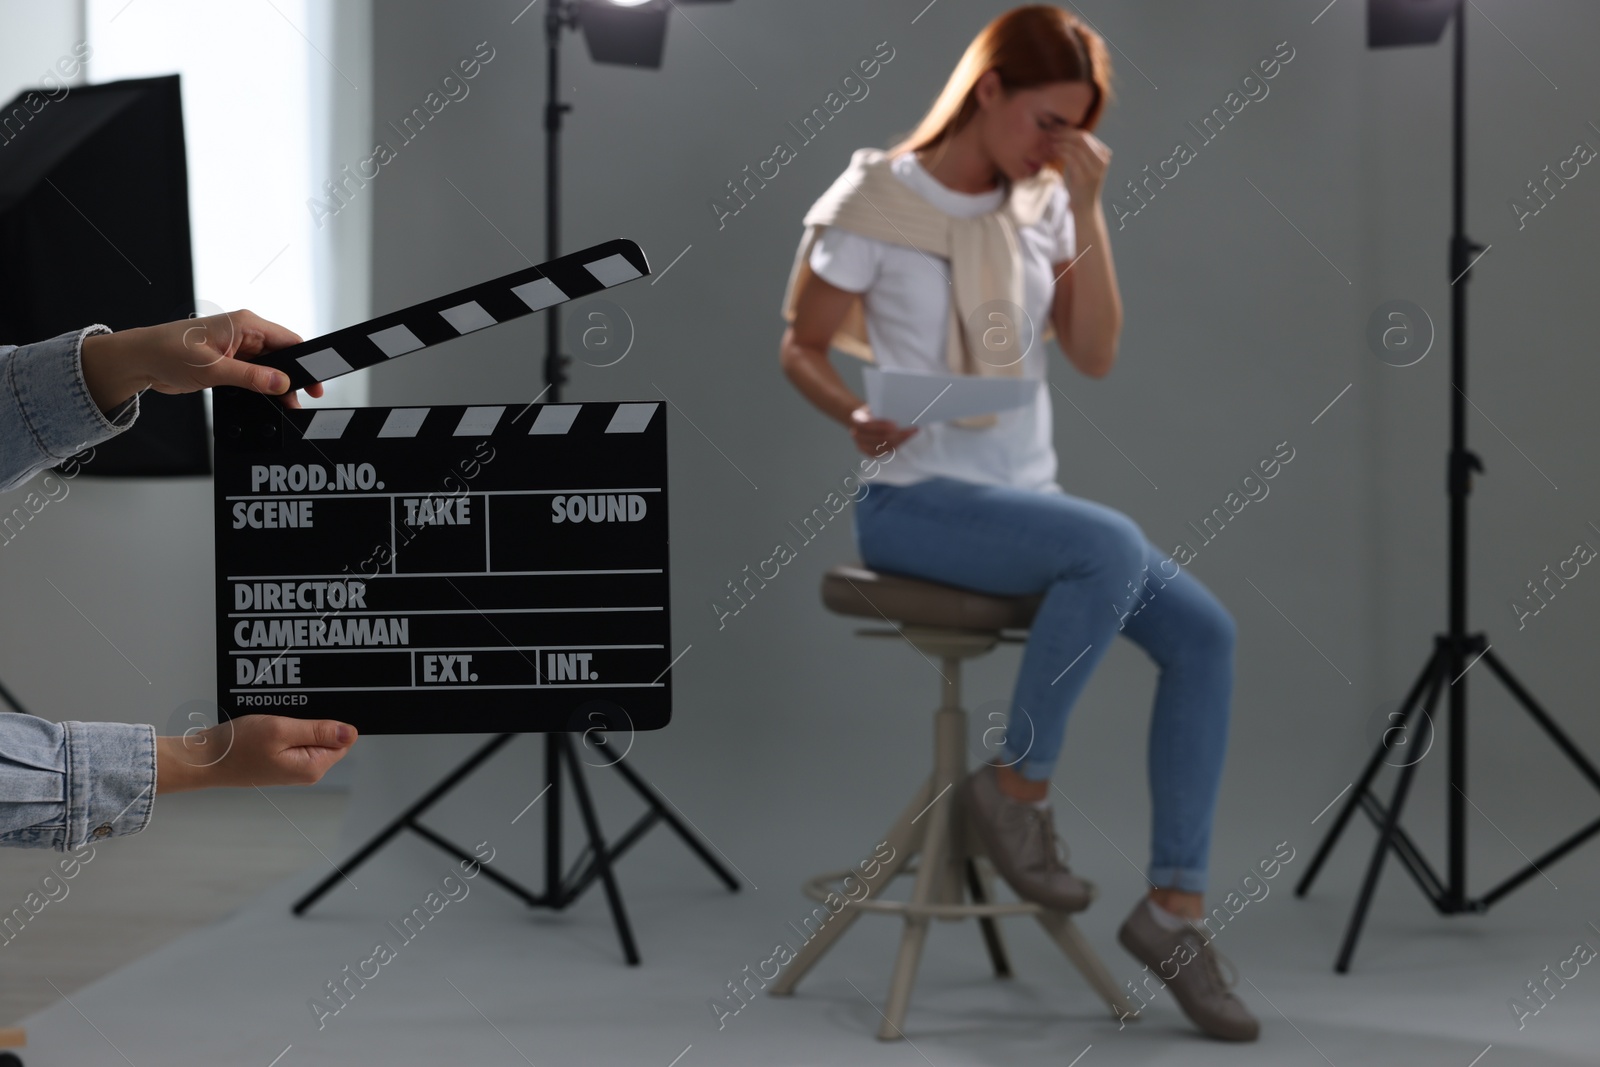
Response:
[208,357,290,396]
[304,719,357,750]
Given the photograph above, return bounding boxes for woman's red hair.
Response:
[887,5,1114,176]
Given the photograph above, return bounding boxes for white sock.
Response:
[1146,897,1191,931]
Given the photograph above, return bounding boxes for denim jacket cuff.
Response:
[8,325,139,463]
[63,720,156,850]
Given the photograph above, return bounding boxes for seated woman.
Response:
[778,4,1257,1043]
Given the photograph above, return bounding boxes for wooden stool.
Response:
[768,564,1138,1039]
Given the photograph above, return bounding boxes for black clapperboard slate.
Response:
[213,239,668,735]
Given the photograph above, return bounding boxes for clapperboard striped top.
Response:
[297,402,660,441]
[257,238,648,392]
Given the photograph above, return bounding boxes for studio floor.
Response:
[9,772,1600,1067]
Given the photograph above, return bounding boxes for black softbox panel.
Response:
[1367,0,1459,48]
[0,74,210,476]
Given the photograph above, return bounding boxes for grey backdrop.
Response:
[2,0,1598,973]
[335,0,1600,911]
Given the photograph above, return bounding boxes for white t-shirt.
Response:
[809,150,1076,492]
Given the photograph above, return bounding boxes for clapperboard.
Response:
[212,239,669,734]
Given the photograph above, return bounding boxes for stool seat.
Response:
[822,564,1044,631]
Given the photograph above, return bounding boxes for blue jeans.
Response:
[852,476,1235,893]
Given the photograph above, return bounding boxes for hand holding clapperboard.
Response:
[212,239,667,735]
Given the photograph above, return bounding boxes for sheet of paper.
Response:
[862,367,1039,426]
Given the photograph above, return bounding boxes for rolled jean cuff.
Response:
[64,720,156,850]
[1147,864,1207,895]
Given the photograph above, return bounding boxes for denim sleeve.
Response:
[0,714,156,850]
[0,325,140,494]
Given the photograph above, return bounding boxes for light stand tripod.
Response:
[292,731,740,965]
[293,1,741,962]
[1295,1,1600,972]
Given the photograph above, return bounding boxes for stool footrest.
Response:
[800,866,1062,920]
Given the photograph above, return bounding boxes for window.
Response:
[88,0,367,407]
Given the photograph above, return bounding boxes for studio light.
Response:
[574,0,732,70]
[535,0,733,405]
[1298,0,1600,975]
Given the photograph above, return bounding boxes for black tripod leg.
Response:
[609,758,741,892]
[544,733,564,907]
[1334,663,1446,973]
[293,733,517,916]
[409,821,544,907]
[1481,649,1600,792]
[966,859,1012,978]
[561,735,641,965]
[0,678,31,716]
[1298,645,1441,897]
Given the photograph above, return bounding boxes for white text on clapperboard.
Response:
[229,460,648,702]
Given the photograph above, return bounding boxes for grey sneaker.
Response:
[959,764,1095,912]
[1116,899,1260,1042]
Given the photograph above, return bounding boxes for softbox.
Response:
[0,74,210,476]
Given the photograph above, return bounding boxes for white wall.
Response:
[0,0,81,104]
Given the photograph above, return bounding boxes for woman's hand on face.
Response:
[850,404,917,457]
[1054,128,1112,207]
[80,308,325,414]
